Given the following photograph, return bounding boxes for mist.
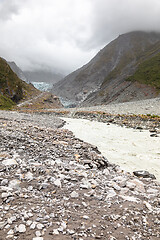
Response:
[0,0,160,74]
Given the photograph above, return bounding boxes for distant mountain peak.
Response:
[52,31,160,107]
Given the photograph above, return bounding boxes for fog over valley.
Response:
[0,0,160,74]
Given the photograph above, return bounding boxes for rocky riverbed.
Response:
[33,97,160,131]
[62,117,160,181]
[0,110,160,240]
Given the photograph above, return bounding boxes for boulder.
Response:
[133,170,156,179]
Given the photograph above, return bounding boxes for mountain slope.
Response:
[52,31,160,106]
[8,61,29,83]
[126,51,160,89]
[0,57,40,109]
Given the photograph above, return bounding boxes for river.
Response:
[62,117,160,180]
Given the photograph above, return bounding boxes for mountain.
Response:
[24,70,64,92]
[0,57,40,110]
[52,31,160,107]
[24,70,63,84]
[8,62,64,91]
[8,61,29,83]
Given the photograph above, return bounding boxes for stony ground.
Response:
[78,97,160,116]
[43,97,160,117]
[16,92,63,111]
[0,110,160,240]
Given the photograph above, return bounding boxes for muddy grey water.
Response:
[62,118,160,181]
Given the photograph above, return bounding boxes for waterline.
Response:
[62,118,160,180]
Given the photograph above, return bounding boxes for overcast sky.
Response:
[0,0,160,74]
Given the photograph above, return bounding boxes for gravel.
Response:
[76,97,160,115]
[0,110,64,129]
[0,109,160,239]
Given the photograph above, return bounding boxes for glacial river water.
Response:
[62,118,160,181]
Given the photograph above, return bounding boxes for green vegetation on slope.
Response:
[0,95,15,110]
[0,57,24,102]
[0,57,40,110]
[126,52,160,90]
[99,33,160,89]
[102,52,135,87]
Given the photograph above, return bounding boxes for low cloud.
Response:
[0,0,160,74]
[0,0,20,21]
[88,0,160,48]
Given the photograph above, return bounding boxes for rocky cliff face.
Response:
[52,31,160,106]
[8,61,29,83]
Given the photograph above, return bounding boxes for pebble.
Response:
[25,172,34,181]
[70,191,79,198]
[17,224,26,233]
[80,179,92,189]
[67,229,75,235]
[105,189,117,200]
[83,215,89,220]
[129,179,145,192]
[35,231,42,237]
[7,229,14,236]
[26,220,32,226]
[30,223,36,230]
[32,237,44,240]
[133,170,156,179]
[1,179,8,186]
[36,223,44,230]
[0,110,160,240]
[2,159,18,166]
[53,229,59,235]
[8,179,21,189]
[54,179,62,188]
[1,192,12,198]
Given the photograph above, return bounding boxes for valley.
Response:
[0,108,160,240]
[0,30,160,240]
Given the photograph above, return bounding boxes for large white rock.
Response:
[35,231,42,237]
[25,172,34,181]
[105,189,117,200]
[2,158,18,166]
[18,224,26,233]
[70,191,79,198]
[80,179,91,189]
[8,179,21,189]
[54,179,61,188]
[120,195,140,203]
[32,238,43,240]
[128,179,145,192]
[7,229,14,235]
[36,223,44,230]
[1,192,12,198]
[103,168,110,175]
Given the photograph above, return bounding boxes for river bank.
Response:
[0,110,160,239]
[62,117,160,181]
[22,97,160,132]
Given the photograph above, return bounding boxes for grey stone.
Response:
[54,179,62,188]
[35,230,42,237]
[18,224,26,233]
[8,179,21,189]
[1,179,8,186]
[70,191,79,198]
[133,170,156,179]
[37,223,44,230]
[32,237,44,240]
[1,192,12,198]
